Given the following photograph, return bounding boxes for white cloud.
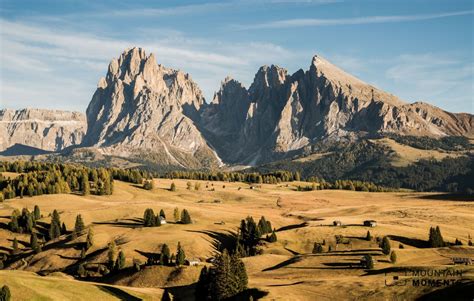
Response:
[0,18,297,111]
[235,10,474,29]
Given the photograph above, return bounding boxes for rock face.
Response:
[0,108,86,154]
[82,47,222,168]
[199,55,473,165]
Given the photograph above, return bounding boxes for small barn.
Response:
[186,259,200,266]
[158,216,167,225]
[333,220,342,226]
[363,220,377,227]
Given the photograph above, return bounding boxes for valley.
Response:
[1,177,473,300]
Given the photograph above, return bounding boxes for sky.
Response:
[0,0,472,113]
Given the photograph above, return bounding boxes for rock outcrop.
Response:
[199,55,473,165]
[82,47,222,168]
[0,108,86,154]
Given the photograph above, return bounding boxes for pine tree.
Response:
[143,208,156,227]
[180,209,192,224]
[86,228,94,250]
[116,250,126,270]
[108,241,117,270]
[143,180,154,190]
[74,214,85,234]
[161,289,171,301]
[0,285,11,301]
[176,242,186,265]
[80,248,86,259]
[161,244,170,265]
[30,232,41,253]
[77,264,86,277]
[61,222,67,235]
[381,236,391,255]
[428,226,445,247]
[11,237,19,255]
[390,251,397,263]
[211,250,248,300]
[8,212,19,233]
[81,172,90,196]
[33,205,41,220]
[364,254,374,269]
[268,230,277,243]
[173,207,180,222]
[170,182,176,192]
[159,209,166,218]
[312,243,323,254]
[366,231,372,241]
[195,266,210,299]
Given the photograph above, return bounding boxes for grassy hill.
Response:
[1,178,473,300]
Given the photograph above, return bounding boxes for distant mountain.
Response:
[81,47,222,169]
[199,55,473,165]
[0,108,85,154]
[1,48,472,169]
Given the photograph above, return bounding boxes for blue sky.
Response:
[0,0,472,113]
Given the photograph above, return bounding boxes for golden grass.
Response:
[1,179,473,300]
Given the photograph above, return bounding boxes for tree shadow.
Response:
[276,222,308,232]
[416,280,474,300]
[262,256,302,271]
[93,218,143,228]
[388,235,428,248]
[96,284,142,301]
[417,194,474,202]
[186,230,238,252]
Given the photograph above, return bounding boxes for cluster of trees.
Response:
[297,179,393,192]
[235,216,276,257]
[0,161,114,200]
[8,205,41,234]
[110,168,152,184]
[428,226,445,248]
[0,285,11,301]
[147,242,186,266]
[164,170,300,184]
[195,250,248,300]
[382,134,471,151]
[143,208,191,226]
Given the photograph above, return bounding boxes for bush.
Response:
[143,180,154,190]
[312,243,323,254]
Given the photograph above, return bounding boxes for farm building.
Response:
[158,216,167,225]
[333,220,342,226]
[186,259,200,266]
[363,220,377,227]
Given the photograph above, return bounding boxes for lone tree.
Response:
[381,236,391,255]
[312,243,323,254]
[0,285,11,301]
[30,232,41,253]
[86,228,94,250]
[180,209,192,224]
[48,209,61,240]
[176,242,186,265]
[366,231,372,241]
[143,180,154,190]
[390,251,397,263]
[170,182,177,192]
[161,244,171,265]
[267,230,277,243]
[74,214,85,234]
[173,207,180,222]
[116,250,126,270]
[428,226,445,248]
[33,205,41,220]
[108,241,117,270]
[364,254,374,269]
[11,237,19,255]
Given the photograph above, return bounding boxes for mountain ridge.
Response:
[1,47,472,169]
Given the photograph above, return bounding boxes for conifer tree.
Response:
[312,243,323,254]
[81,172,90,196]
[143,208,156,227]
[211,250,248,300]
[0,285,11,301]
[173,207,180,222]
[176,242,186,265]
[80,248,86,259]
[8,212,19,233]
[108,241,117,269]
[86,228,94,250]
[390,251,397,263]
[180,209,192,224]
[61,222,67,235]
[116,250,126,270]
[195,266,210,299]
[30,232,41,253]
[161,244,170,265]
[381,236,391,255]
[11,237,19,255]
[161,289,171,301]
[364,254,374,269]
[268,230,277,243]
[170,182,176,192]
[366,231,372,241]
[74,214,85,234]
[33,205,41,220]
[159,209,166,219]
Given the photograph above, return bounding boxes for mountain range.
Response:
[1,47,472,168]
